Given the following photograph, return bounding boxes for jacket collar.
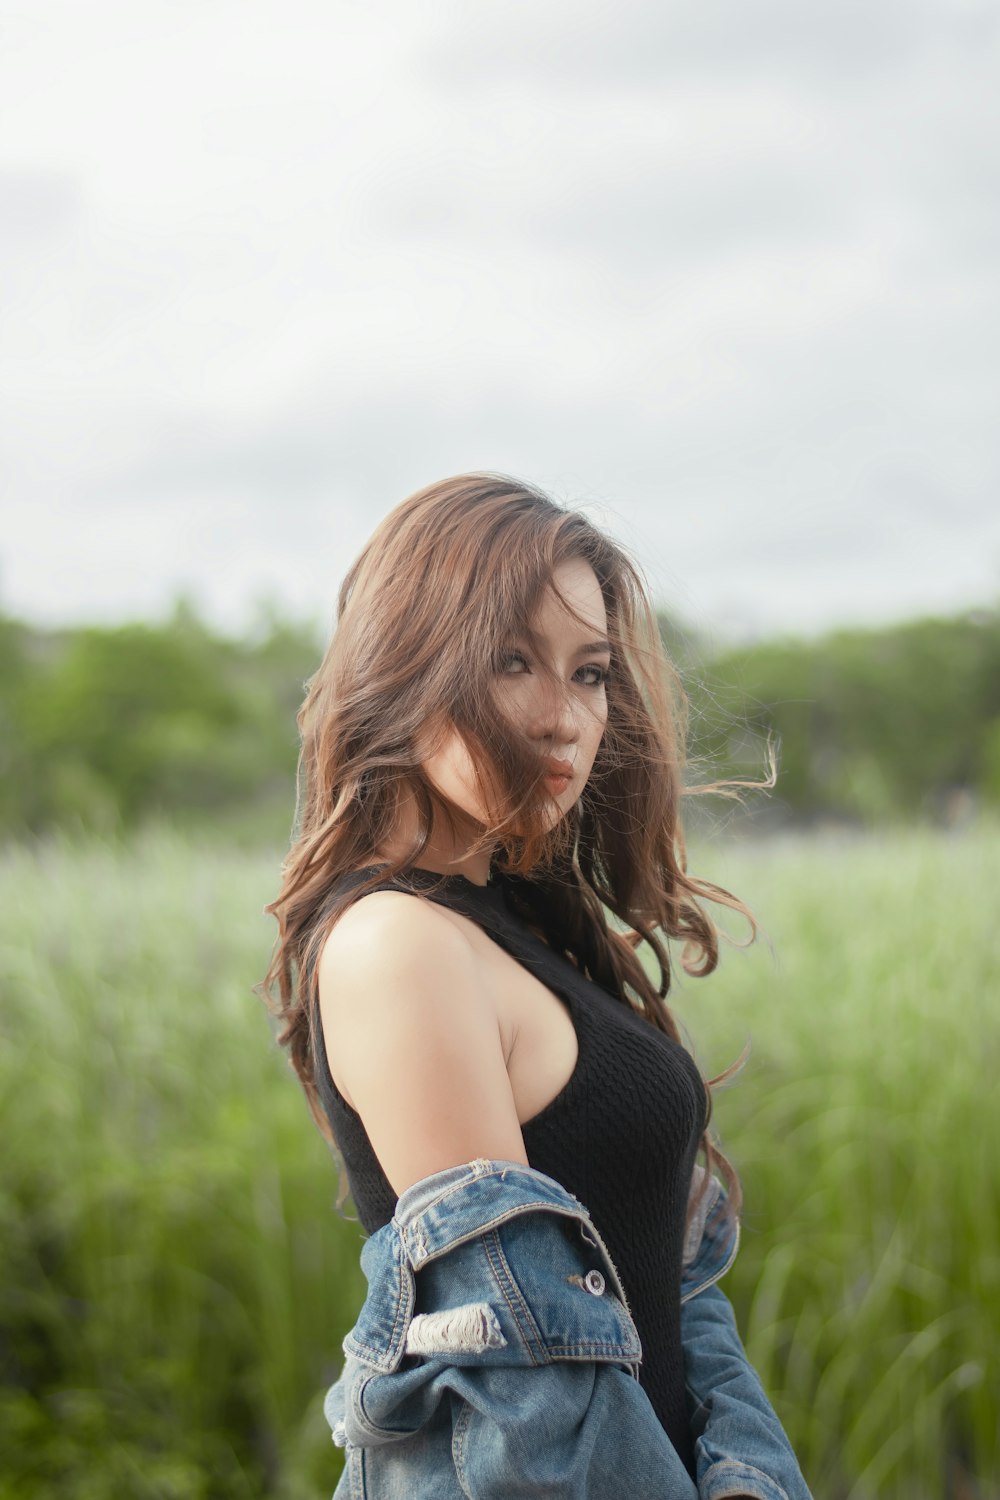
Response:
[680,1165,740,1302]
[344,1157,740,1373]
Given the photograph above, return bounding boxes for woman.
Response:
[261,473,812,1498]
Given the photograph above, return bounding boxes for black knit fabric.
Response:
[313,864,706,1477]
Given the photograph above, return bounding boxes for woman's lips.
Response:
[543,759,575,794]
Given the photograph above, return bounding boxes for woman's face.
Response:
[421,557,611,830]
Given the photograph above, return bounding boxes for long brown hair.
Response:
[257,472,773,1220]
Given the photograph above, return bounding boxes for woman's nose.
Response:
[524,679,581,747]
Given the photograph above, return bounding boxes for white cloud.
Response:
[1,0,997,641]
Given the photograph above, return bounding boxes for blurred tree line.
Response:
[2,595,998,842]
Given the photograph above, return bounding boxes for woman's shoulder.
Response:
[320,877,466,978]
[316,877,528,1196]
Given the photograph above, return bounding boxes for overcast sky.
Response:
[2,0,998,646]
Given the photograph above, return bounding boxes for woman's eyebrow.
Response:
[512,636,612,656]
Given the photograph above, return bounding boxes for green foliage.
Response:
[683,608,1000,827]
[1,601,320,841]
[0,824,997,1496]
[2,596,999,839]
[980,717,1000,804]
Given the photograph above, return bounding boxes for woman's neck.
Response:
[366,789,496,888]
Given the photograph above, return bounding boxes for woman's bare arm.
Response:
[317,891,529,1198]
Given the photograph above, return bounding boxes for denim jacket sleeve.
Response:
[322,1157,812,1500]
[680,1168,813,1500]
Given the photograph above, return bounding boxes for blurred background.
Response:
[1,2,997,1496]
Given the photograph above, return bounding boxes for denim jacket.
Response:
[323,1158,813,1500]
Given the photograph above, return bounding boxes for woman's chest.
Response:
[441,906,704,1155]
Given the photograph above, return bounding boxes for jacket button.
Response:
[583,1269,606,1296]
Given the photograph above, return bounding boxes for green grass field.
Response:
[1,821,996,1498]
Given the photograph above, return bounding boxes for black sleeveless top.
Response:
[313,863,706,1476]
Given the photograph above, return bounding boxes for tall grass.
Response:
[0,821,996,1497]
[678,821,999,1499]
[0,826,363,1498]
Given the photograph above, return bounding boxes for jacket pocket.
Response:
[404,1211,642,1370]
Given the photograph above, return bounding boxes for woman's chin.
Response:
[541,796,569,829]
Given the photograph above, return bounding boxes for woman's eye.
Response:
[497,653,609,686]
